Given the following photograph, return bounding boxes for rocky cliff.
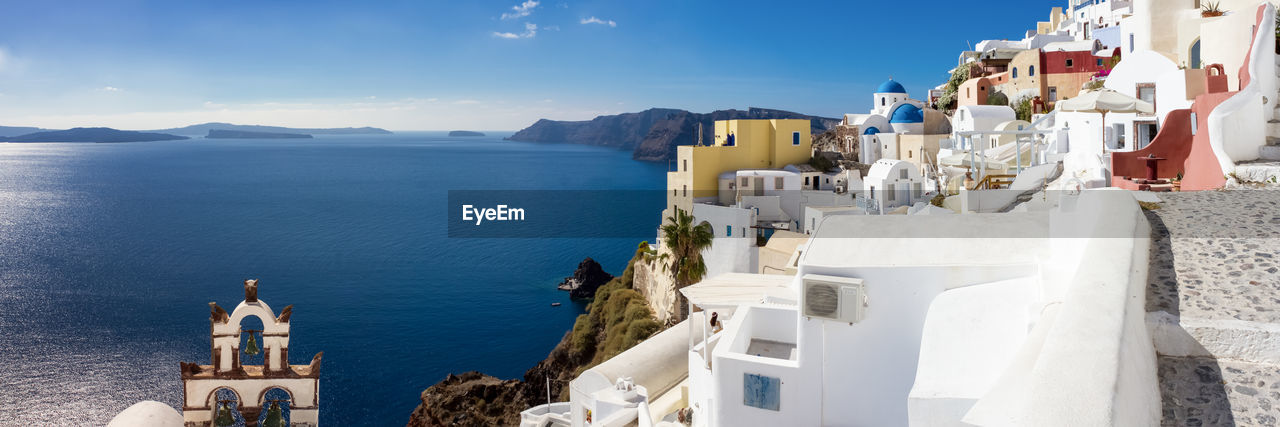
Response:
[407,244,660,427]
[557,257,614,299]
[507,107,841,161]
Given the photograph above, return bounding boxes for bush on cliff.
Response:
[568,242,662,376]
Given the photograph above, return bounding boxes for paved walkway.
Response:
[1145,190,1280,426]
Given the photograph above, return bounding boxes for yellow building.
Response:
[667,119,812,213]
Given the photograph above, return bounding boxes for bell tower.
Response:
[180,279,322,426]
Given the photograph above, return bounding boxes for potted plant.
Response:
[1172,172,1183,192]
[1201,1,1225,17]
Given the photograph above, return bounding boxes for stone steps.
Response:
[1263,145,1280,161]
[1267,121,1280,136]
[1157,356,1280,427]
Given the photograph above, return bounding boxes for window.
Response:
[804,177,810,185]
[726,225,732,237]
[980,86,985,92]
[1066,58,1073,67]
[1012,67,1018,78]
[1029,66,1035,76]
[1190,39,1201,69]
[775,177,784,189]
[673,189,677,196]
[908,151,913,159]
[881,98,886,106]
[913,183,922,199]
[682,159,687,171]
[887,185,896,201]
[1048,86,1058,101]
[1096,58,1104,67]
[825,178,830,183]
[966,88,971,97]
[683,185,687,197]
[1190,112,1198,135]
[792,131,801,146]
[741,177,749,187]
[1129,33,1135,53]
[899,169,908,179]
[1136,83,1156,115]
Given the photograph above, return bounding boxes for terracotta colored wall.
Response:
[958,77,991,106]
[1111,109,1195,180]
[1046,72,1097,101]
[1181,92,1234,190]
[1238,5,1266,89]
[1043,50,1108,74]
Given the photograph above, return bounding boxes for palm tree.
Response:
[654,207,715,289]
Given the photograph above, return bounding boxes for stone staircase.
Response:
[1144,192,1280,426]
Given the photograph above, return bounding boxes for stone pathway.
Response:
[1159,356,1280,427]
[1145,190,1280,426]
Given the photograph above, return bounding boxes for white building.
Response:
[865,159,930,214]
[951,105,1016,142]
[677,189,1157,427]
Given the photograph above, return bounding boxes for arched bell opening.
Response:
[238,314,266,369]
[257,387,293,427]
[209,387,245,427]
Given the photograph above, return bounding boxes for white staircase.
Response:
[1230,52,1280,186]
[1265,55,1280,161]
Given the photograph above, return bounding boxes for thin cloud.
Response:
[454,99,481,105]
[0,47,8,71]
[580,16,616,27]
[492,22,538,39]
[501,0,539,20]
[99,86,122,92]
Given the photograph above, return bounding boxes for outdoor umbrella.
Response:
[1056,88,1154,150]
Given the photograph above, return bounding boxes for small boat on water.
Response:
[551,302,562,307]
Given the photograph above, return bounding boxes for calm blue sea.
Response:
[0,132,667,426]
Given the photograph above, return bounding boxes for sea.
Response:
[0,132,668,426]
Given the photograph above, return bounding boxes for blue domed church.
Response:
[833,79,950,167]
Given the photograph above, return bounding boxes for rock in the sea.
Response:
[448,130,485,137]
[557,257,614,299]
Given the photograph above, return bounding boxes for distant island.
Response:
[151,122,392,136]
[0,126,47,138]
[448,130,485,137]
[206,129,312,139]
[506,107,839,161]
[2,127,189,143]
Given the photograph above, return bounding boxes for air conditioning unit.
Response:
[801,274,867,323]
[835,184,847,194]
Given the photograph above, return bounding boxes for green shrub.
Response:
[986,90,1009,106]
[563,245,663,370]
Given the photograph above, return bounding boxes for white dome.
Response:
[108,401,183,427]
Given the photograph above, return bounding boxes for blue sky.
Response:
[0,0,1058,130]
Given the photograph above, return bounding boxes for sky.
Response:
[0,0,1061,131]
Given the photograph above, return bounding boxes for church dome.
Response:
[889,104,924,123]
[108,401,183,427]
[876,79,907,94]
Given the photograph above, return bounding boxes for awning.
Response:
[679,273,797,307]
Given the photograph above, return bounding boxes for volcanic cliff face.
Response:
[407,245,658,427]
[507,107,841,162]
